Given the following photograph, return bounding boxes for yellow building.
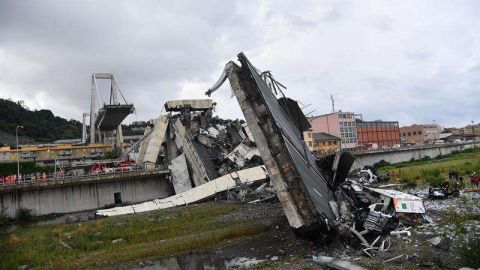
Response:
[303,130,341,154]
[0,143,113,161]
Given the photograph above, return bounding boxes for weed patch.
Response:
[457,236,480,268]
[0,204,269,270]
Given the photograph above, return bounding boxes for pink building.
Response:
[308,111,358,148]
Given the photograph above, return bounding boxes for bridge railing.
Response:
[0,166,167,187]
[348,141,479,155]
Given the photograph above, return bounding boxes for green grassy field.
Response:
[378,148,480,187]
[0,204,270,270]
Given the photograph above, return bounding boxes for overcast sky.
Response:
[0,0,479,127]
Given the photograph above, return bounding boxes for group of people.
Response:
[471,172,479,187]
[0,172,49,184]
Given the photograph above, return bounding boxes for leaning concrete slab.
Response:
[208,53,336,231]
[137,126,152,164]
[143,115,169,170]
[173,118,210,186]
[96,165,268,217]
[170,154,192,194]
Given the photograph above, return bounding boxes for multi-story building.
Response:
[464,124,480,136]
[0,143,113,162]
[400,124,441,144]
[356,119,400,148]
[308,111,357,148]
[303,130,341,154]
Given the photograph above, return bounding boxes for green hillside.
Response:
[0,99,82,143]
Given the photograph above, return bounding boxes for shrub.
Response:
[373,160,391,170]
[405,180,417,188]
[16,208,33,221]
[0,161,52,177]
[419,155,431,162]
[0,211,10,226]
[103,148,122,159]
[425,175,443,187]
[458,236,480,268]
[422,168,441,178]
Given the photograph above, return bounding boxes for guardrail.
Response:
[0,167,168,187]
[348,141,479,155]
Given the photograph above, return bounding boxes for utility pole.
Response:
[330,95,335,113]
[16,125,23,182]
[472,120,476,147]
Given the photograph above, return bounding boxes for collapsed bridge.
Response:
[206,53,355,232]
[97,53,429,244]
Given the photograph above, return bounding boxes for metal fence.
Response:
[0,166,167,187]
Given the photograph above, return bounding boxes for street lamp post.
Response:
[16,125,23,182]
[472,120,476,148]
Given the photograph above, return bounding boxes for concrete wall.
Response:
[0,174,172,217]
[353,142,480,170]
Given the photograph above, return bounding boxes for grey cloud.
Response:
[0,0,479,128]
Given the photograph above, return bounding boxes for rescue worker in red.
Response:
[471,172,479,187]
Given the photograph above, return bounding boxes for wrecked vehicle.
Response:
[428,181,460,199]
[358,166,389,184]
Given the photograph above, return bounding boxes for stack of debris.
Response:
[134,98,262,195]
[98,53,432,257]
[204,53,432,247]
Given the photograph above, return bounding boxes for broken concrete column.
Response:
[173,118,209,186]
[222,54,337,230]
[137,126,152,164]
[143,115,168,170]
[170,154,193,194]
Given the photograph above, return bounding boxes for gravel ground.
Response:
[216,202,285,225]
[126,189,480,269]
[211,191,480,269]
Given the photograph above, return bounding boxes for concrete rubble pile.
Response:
[204,52,432,253]
[97,98,267,217]
[98,53,432,259]
[136,98,264,192]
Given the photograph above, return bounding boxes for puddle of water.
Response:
[131,255,266,270]
[3,211,95,233]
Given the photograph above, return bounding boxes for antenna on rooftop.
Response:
[330,94,335,113]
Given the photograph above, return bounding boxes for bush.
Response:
[16,208,33,221]
[458,236,480,268]
[425,175,443,187]
[419,155,431,162]
[0,161,52,177]
[103,148,122,159]
[405,180,417,188]
[373,160,391,170]
[399,176,418,188]
[0,211,10,226]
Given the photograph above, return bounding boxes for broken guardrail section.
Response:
[207,53,339,231]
